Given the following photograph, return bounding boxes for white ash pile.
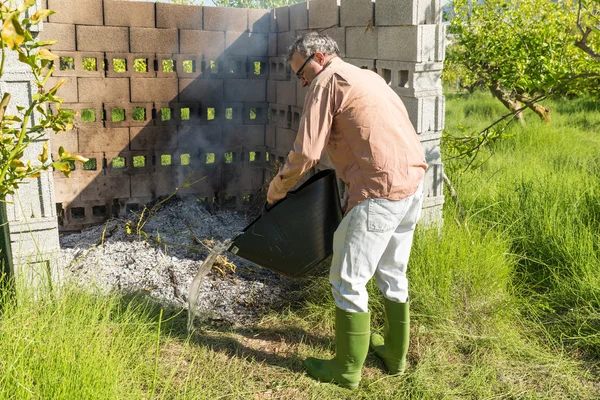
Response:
[58,196,299,325]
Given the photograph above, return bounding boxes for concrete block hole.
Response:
[161,154,172,166]
[71,207,85,220]
[83,158,97,170]
[112,157,126,169]
[59,57,74,70]
[92,205,107,218]
[82,57,97,71]
[133,156,146,168]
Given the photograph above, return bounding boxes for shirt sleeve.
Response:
[269,81,335,197]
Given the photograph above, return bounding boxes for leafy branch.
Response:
[0,0,86,197]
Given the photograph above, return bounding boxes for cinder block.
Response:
[267,80,277,103]
[78,127,130,153]
[378,25,437,62]
[38,23,75,51]
[131,78,179,102]
[296,80,310,107]
[130,28,179,54]
[278,31,297,57]
[276,80,296,106]
[78,78,130,103]
[56,102,103,128]
[81,175,131,201]
[223,125,265,147]
[203,6,247,32]
[52,51,104,77]
[275,6,290,32]
[77,26,129,52]
[341,0,373,27]
[308,0,339,29]
[179,79,224,103]
[104,0,155,28]
[173,54,203,79]
[53,175,87,203]
[178,125,222,150]
[225,31,268,57]
[422,162,443,198]
[268,33,278,57]
[221,164,264,192]
[377,60,443,97]
[319,26,345,57]
[269,57,290,81]
[243,102,269,125]
[180,30,225,57]
[130,126,178,151]
[375,0,442,26]
[399,94,445,134]
[248,57,269,80]
[291,106,302,130]
[435,24,446,62]
[48,0,103,25]
[266,125,276,148]
[47,76,77,103]
[177,167,222,196]
[50,128,77,154]
[155,54,183,78]
[248,9,272,33]
[170,103,201,125]
[418,130,442,143]
[106,53,156,78]
[131,172,179,198]
[289,3,308,31]
[344,57,376,71]
[225,80,266,102]
[104,103,153,128]
[221,103,244,125]
[157,3,203,29]
[270,103,291,129]
[346,26,377,59]
[275,127,296,152]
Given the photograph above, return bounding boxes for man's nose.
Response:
[301,79,309,88]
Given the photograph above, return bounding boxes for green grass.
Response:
[1,92,599,398]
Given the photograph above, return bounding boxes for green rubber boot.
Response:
[370,298,410,375]
[304,307,370,389]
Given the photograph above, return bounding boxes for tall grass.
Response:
[444,91,600,359]
[0,91,598,398]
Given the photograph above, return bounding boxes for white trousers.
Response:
[329,183,424,313]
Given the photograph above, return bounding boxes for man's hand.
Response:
[267,179,286,205]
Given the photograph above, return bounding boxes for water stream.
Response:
[187,238,233,333]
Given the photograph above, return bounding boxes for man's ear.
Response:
[314,52,326,65]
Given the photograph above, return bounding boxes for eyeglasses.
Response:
[296,54,314,80]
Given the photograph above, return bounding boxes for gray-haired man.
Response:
[267,32,428,389]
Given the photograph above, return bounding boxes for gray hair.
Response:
[287,32,340,61]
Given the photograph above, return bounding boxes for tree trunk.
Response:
[488,85,525,125]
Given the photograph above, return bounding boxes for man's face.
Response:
[290,52,325,87]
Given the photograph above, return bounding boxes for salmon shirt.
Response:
[268,57,428,211]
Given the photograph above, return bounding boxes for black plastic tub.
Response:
[228,169,342,277]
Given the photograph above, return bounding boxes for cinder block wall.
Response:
[42,0,445,230]
[268,0,445,223]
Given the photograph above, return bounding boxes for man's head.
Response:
[288,32,340,87]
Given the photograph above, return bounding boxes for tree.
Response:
[157,0,204,5]
[447,0,600,124]
[1,0,84,197]
[574,0,600,61]
[214,0,304,9]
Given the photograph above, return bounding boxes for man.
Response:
[267,32,428,389]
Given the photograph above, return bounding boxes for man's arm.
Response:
[267,84,335,204]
